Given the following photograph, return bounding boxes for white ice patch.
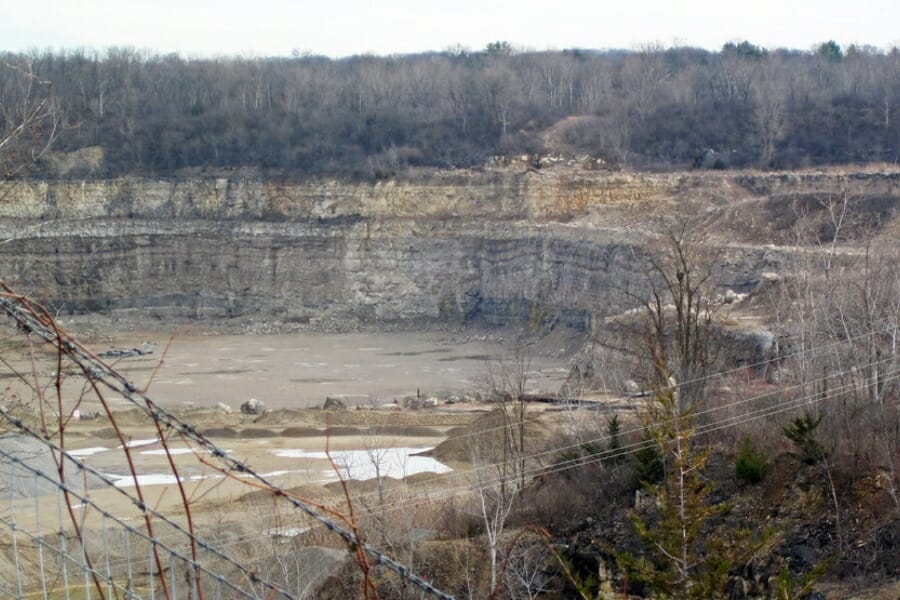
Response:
[273,447,451,481]
[69,447,109,457]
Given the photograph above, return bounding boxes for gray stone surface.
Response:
[0,173,823,332]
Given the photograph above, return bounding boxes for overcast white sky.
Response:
[1,0,897,57]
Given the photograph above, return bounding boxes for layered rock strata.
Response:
[0,169,893,329]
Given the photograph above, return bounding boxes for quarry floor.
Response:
[4,327,590,532]
[57,328,577,411]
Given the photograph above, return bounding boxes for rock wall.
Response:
[0,170,667,222]
[0,168,887,330]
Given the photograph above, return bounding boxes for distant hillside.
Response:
[2,42,899,179]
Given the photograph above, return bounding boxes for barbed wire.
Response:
[0,288,456,600]
[212,351,899,522]
[271,362,900,531]
[0,444,285,600]
[0,405,297,599]
[93,359,900,564]
[3,282,895,597]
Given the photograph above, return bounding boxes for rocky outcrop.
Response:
[0,168,893,330]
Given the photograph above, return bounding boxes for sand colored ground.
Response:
[2,330,572,414]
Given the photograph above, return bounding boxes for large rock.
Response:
[323,396,347,410]
[240,398,265,415]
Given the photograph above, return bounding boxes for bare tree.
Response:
[502,538,553,600]
[752,62,789,166]
[468,341,535,593]
[0,57,60,187]
[638,219,719,411]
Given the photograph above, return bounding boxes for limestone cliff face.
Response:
[0,168,890,329]
[0,171,655,222]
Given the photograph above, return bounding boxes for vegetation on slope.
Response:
[2,40,900,180]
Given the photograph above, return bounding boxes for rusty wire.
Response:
[0,285,455,599]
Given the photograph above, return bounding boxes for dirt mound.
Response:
[91,426,120,439]
[403,471,445,486]
[429,425,471,462]
[285,484,337,501]
[376,425,441,437]
[281,426,326,437]
[276,547,349,598]
[236,483,335,504]
[202,427,239,438]
[252,408,315,426]
[431,408,548,463]
[238,428,279,438]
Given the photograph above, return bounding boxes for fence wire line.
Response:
[0,518,235,600]
[0,291,455,600]
[80,356,900,572]
[201,351,900,525]
[4,285,893,597]
[250,361,900,534]
[0,409,296,600]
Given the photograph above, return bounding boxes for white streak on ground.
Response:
[68,447,110,457]
[140,448,209,456]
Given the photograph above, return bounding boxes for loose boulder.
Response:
[240,398,265,415]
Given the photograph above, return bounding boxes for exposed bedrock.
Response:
[0,169,894,329]
[0,219,787,330]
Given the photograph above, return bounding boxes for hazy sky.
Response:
[2,0,897,57]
